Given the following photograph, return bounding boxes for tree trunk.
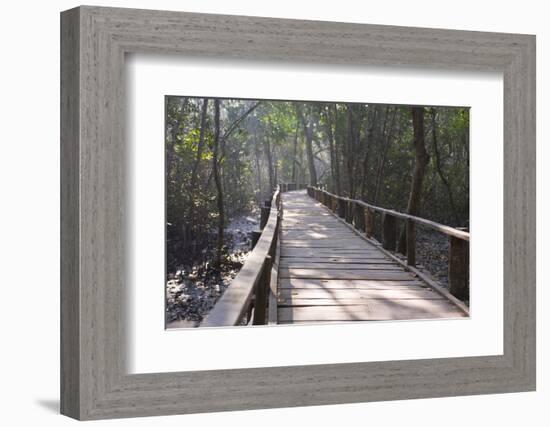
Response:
[398,107,430,253]
[188,98,209,234]
[360,105,380,200]
[345,104,356,198]
[324,105,341,195]
[254,137,263,200]
[373,107,397,205]
[212,99,225,268]
[291,119,299,185]
[166,97,188,177]
[264,135,274,192]
[190,98,209,190]
[273,145,278,189]
[332,105,342,195]
[297,106,317,187]
[430,109,459,225]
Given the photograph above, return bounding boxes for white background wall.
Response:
[0,0,547,425]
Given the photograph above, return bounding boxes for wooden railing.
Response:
[201,187,282,327]
[307,186,470,300]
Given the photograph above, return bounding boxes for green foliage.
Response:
[165,96,469,272]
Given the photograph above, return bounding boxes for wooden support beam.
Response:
[449,236,469,300]
[268,221,281,325]
[260,206,270,230]
[346,200,354,223]
[406,219,416,266]
[354,203,365,232]
[251,230,262,249]
[381,213,397,251]
[364,208,373,238]
[253,255,272,325]
[338,198,346,218]
[397,223,407,256]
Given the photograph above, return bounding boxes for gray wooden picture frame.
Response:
[60,5,536,420]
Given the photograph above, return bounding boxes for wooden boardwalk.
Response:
[277,190,466,323]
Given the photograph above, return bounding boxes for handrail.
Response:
[200,186,281,327]
[309,187,469,241]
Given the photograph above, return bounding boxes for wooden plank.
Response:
[281,256,390,261]
[253,255,272,325]
[282,247,384,252]
[279,297,445,306]
[281,233,357,239]
[279,257,393,263]
[277,320,364,324]
[281,249,386,256]
[268,223,281,325]
[279,287,442,300]
[279,268,413,280]
[278,262,402,270]
[278,300,466,322]
[281,242,371,248]
[279,278,425,289]
[283,235,365,240]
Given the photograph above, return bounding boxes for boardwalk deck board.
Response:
[279,258,395,264]
[279,279,427,290]
[279,263,400,269]
[277,190,467,323]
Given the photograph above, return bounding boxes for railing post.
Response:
[449,237,469,300]
[346,200,353,223]
[381,212,397,250]
[354,203,365,232]
[406,220,416,266]
[253,255,272,325]
[337,198,346,218]
[364,208,373,238]
[344,201,348,222]
[260,205,270,230]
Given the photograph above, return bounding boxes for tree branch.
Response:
[221,101,261,141]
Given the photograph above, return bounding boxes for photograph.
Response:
[165,97,470,328]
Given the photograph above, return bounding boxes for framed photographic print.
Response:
[61,5,535,420]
